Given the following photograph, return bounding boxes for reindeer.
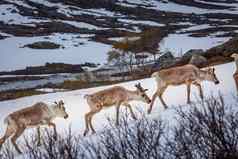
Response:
[83,83,151,136]
[148,64,220,114]
[0,100,69,154]
[231,53,238,93]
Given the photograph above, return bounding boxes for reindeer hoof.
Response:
[53,135,57,140]
[17,150,22,154]
[147,109,152,114]
[83,131,88,137]
[37,142,41,147]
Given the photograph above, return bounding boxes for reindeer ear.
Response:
[54,101,58,105]
[143,89,148,92]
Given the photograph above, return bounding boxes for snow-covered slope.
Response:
[0,62,236,156]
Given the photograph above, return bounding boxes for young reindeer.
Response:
[148,64,220,114]
[0,100,69,154]
[83,83,151,136]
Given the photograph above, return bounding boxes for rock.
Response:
[189,54,208,67]
[204,38,238,58]
[22,41,62,49]
[182,49,204,61]
[152,51,176,70]
[158,51,175,61]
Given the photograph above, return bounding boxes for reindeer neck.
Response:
[126,90,139,101]
[47,105,57,119]
[198,70,208,81]
[235,59,238,69]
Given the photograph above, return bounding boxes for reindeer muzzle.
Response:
[215,81,220,85]
[64,114,69,119]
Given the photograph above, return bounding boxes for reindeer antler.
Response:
[135,83,148,92]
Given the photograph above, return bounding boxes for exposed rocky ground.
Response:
[1,0,238,46]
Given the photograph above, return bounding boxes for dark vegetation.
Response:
[0,89,44,101]
[22,41,62,49]
[0,63,85,75]
[1,95,238,159]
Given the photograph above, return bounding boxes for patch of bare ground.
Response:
[0,89,45,101]
[169,0,235,10]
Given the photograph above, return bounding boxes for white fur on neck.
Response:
[47,104,57,118]
[197,70,207,81]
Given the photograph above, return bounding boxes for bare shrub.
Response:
[1,95,238,159]
[97,113,166,159]
[166,95,238,159]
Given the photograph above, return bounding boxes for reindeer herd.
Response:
[0,64,222,154]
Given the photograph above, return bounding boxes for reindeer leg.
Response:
[116,102,122,126]
[148,92,158,114]
[0,124,15,149]
[123,103,137,120]
[194,82,204,100]
[11,127,25,154]
[37,127,41,146]
[187,83,191,104]
[49,122,57,140]
[83,112,90,136]
[158,86,168,109]
[88,107,101,134]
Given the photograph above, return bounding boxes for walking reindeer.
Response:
[148,64,220,114]
[231,53,238,93]
[83,83,151,136]
[0,100,69,154]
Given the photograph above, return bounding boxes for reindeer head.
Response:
[135,83,151,104]
[54,100,69,119]
[231,53,238,60]
[204,68,219,85]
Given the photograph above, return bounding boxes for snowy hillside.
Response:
[1,0,238,71]
[0,61,236,157]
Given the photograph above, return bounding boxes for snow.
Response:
[118,19,165,27]
[160,33,230,57]
[59,20,104,30]
[0,4,49,26]
[150,0,238,14]
[0,33,111,71]
[7,0,36,9]
[0,61,236,156]
[86,8,124,17]
[35,88,66,93]
[180,24,211,32]
[108,36,141,42]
